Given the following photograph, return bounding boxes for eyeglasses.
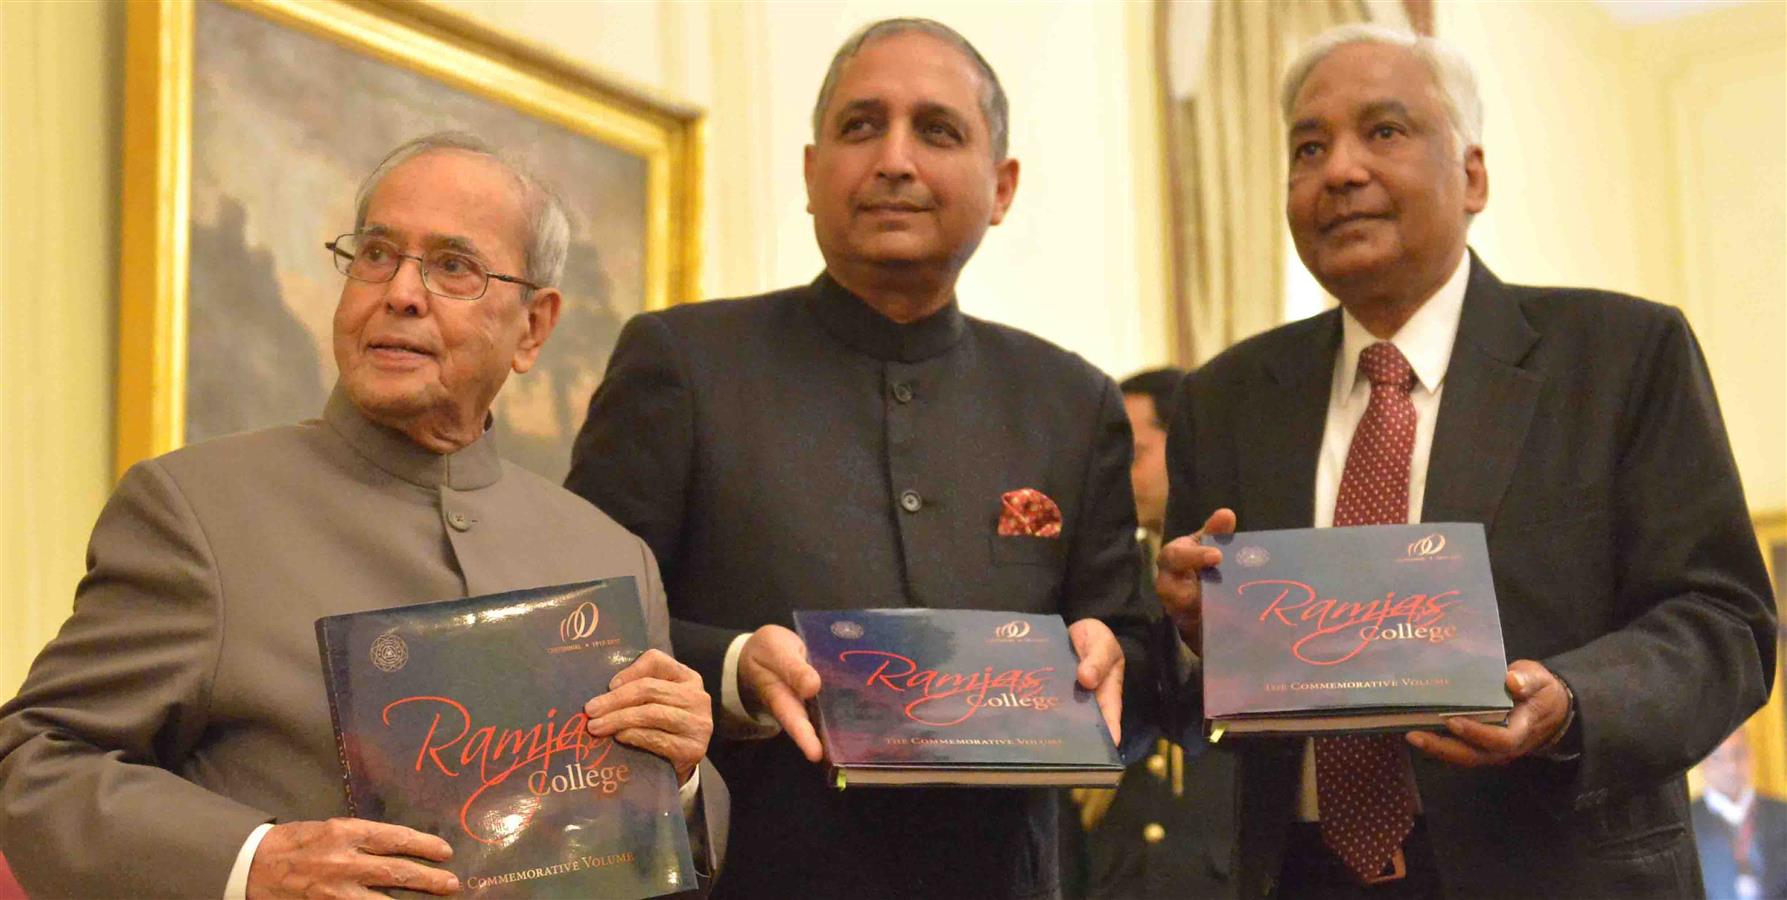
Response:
[325,233,542,301]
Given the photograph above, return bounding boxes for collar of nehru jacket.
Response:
[807,271,968,363]
[323,384,503,491]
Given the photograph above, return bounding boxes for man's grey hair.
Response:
[1280,24,1483,160]
[352,131,571,294]
[810,18,1010,160]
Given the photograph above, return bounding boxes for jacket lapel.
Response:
[1238,312,1337,530]
[1422,256,1543,529]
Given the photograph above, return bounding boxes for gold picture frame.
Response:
[1751,510,1787,797]
[1688,510,1787,804]
[116,0,704,480]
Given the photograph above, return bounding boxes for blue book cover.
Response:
[315,578,696,898]
[793,608,1123,788]
[1200,523,1512,736]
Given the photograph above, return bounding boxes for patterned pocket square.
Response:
[998,488,1062,538]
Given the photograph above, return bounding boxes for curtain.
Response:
[1157,0,1369,366]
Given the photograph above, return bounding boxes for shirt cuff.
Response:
[223,822,274,900]
[720,632,782,739]
[679,766,701,818]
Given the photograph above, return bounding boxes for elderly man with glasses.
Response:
[0,132,726,899]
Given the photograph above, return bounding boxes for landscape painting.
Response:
[118,0,701,482]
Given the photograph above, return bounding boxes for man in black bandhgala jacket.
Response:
[566,17,1155,900]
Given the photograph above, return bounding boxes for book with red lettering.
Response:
[1201,523,1512,737]
[315,578,696,898]
[792,608,1123,788]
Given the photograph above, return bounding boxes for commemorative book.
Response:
[792,608,1123,789]
[1201,523,1513,737]
[315,578,696,899]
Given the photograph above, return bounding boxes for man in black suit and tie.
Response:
[1066,367,1241,900]
[566,17,1154,900]
[1694,729,1787,900]
[1155,23,1776,899]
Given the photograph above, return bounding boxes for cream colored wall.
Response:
[1,0,124,697]
[1633,3,1787,513]
[1440,0,1786,514]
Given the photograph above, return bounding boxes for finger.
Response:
[609,649,697,690]
[588,703,705,740]
[615,727,701,765]
[1157,538,1223,579]
[1406,730,1503,767]
[1095,673,1123,746]
[1199,508,1237,538]
[757,677,824,762]
[1442,714,1526,756]
[587,677,705,719]
[360,857,461,896]
[745,626,822,698]
[355,822,454,862]
[763,649,822,701]
[1504,659,1556,701]
[1068,621,1119,688]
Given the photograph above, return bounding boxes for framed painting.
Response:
[117,0,702,482]
[1687,511,1787,895]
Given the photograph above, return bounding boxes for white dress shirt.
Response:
[1296,250,1470,821]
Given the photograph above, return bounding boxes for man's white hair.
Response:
[1280,24,1484,159]
[353,131,571,295]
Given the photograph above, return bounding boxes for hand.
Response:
[1154,508,1236,652]
[585,649,713,785]
[1067,618,1125,746]
[737,624,824,762]
[1406,660,1573,767]
[246,818,457,899]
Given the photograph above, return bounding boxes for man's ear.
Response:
[1463,145,1488,215]
[511,288,562,374]
[804,144,818,215]
[989,156,1020,226]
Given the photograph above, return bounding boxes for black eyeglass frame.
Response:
[325,233,543,301]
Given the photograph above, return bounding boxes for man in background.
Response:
[1156,24,1774,897]
[1121,368,1183,546]
[1695,729,1787,900]
[1064,366,1241,899]
[567,18,1153,899]
[0,133,724,899]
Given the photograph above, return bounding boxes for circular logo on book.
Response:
[1407,533,1447,558]
[994,620,1031,639]
[1236,546,1269,568]
[559,601,600,643]
[831,620,864,639]
[370,633,409,672]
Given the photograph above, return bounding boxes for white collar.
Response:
[1336,250,1471,399]
[1706,785,1757,827]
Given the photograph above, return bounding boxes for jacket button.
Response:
[446,510,471,531]
[1146,754,1168,779]
[891,382,914,403]
[899,490,923,513]
[1142,823,1166,844]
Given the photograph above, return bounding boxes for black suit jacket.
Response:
[567,274,1155,899]
[1165,256,1776,899]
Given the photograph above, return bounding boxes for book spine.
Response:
[803,691,848,791]
[313,618,358,818]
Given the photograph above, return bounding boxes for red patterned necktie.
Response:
[1316,341,1419,883]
